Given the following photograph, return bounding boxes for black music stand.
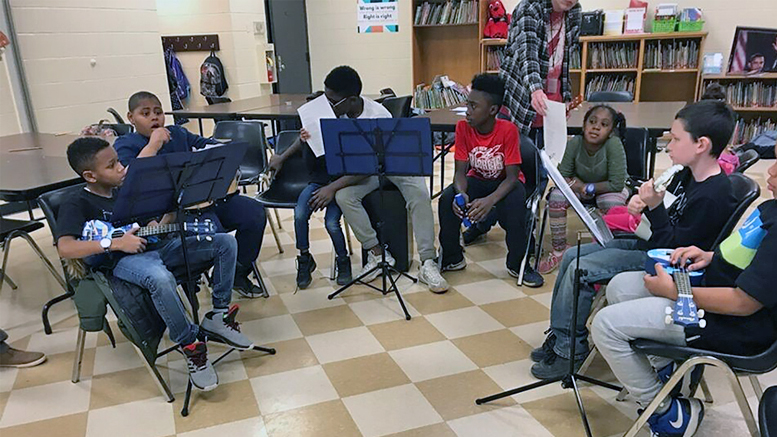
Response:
[322,117,433,320]
[475,232,621,436]
[112,145,276,416]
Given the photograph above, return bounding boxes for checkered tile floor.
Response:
[0,155,774,437]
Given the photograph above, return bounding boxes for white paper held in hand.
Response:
[542,100,567,164]
[297,94,336,157]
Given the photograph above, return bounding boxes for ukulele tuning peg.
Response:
[696,309,705,318]
[665,315,673,325]
[665,307,673,315]
[206,236,213,242]
[698,319,706,329]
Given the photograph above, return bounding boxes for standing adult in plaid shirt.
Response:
[500,0,581,145]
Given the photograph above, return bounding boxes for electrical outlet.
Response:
[253,21,265,36]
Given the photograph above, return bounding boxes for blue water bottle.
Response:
[454,194,472,228]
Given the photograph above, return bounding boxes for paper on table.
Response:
[297,94,336,157]
[542,100,567,163]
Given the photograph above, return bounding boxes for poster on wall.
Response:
[357,0,399,33]
[728,26,777,75]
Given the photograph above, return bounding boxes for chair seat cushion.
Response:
[631,339,777,374]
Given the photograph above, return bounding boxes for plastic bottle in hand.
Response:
[454,194,472,228]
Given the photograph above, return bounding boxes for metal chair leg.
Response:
[329,246,337,280]
[699,377,714,403]
[616,387,629,402]
[267,210,284,253]
[344,220,353,255]
[274,208,282,230]
[132,344,174,402]
[71,328,86,383]
[534,203,549,271]
[0,233,14,294]
[20,232,68,291]
[750,375,764,402]
[1,269,17,289]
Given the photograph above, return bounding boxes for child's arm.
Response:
[57,228,147,260]
[136,128,171,159]
[268,130,307,173]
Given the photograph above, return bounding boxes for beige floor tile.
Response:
[250,365,338,415]
[342,384,443,437]
[236,295,290,321]
[0,379,91,427]
[240,314,303,345]
[483,359,566,404]
[27,326,97,355]
[389,341,477,383]
[267,272,299,294]
[258,244,297,262]
[522,388,633,437]
[0,391,9,419]
[173,380,261,434]
[453,279,526,305]
[86,397,174,437]
[384,422,457,437]
[0,367,17,393]
[305,326,384,364]
[480,297,550,328]
[367,317,446,351]
[95,320,129,347]
[92,341,145,376]
[292,305,363,336]
[425,307,504,339]
[348,295,420,325]
[89,366,169,410]
[416,369,515,421]
[452,329,533,368]
[447,405,554,437]
[0,412,88,437]
[461,242,508,262]
[339,282,393,303]
[177,417,268,437]
[403,290,474,316]
[323,352,410,398]
[441,262,497,287]
[510,320,553,349]
[279,285,345,314]
[12,348,94,390]
[264,399,362,437]
[242,338,319,378]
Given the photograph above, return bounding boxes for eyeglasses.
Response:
[328,96,348,109]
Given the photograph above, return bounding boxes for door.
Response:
[266,0,312,94]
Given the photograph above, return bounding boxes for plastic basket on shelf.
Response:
[652,18,676,34]
[678,20,704,32]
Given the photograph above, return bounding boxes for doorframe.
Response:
[264,0,312,94]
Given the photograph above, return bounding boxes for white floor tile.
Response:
[26,326,97,356]
[425,307,503,339]
[86,398,175,437]
[280,286,344,314]
[530,292,553,309]
[348,296,419,325]
[448,405,554,437]
[342,384,443,437]
[92,341,144,376]
[250,365,338,414]
[482,359,565,404]
[240,314,302,345]
[510,320,552,348]
[453,279,526,305]
[177,417,268,437]
[389,340,477,382]
[0,367,17,393]
[475,259,512,280]
[305,326,384,364]
[0,379,91,427]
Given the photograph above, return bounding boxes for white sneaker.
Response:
[359,248,396,283]
[418,259,449,294]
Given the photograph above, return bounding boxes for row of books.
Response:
[414,1,478,26]
[585,74,635,99]
[569,46,581,70]
[485,47,504,71]
[643,40,700,70]
[588,42,639,69]
[732,118,777,144]
[709,81,777,108]
[413,76,469,110]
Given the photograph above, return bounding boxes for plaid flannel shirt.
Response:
[500,0,581,134]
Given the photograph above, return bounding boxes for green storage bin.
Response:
[678,20,704,32]
[652,18,676,34]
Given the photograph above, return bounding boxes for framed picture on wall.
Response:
[728,26,777,75]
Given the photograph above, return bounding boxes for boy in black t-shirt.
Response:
[592,143,777,437]
[57,137,254,392]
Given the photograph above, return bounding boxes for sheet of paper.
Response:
[542,100,567,163]
[297,94,336,157]
[540,150,613,245]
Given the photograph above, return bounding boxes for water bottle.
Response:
[454,193,472,228]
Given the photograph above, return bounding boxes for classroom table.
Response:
[417,101,688,197]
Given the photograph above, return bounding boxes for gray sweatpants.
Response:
[591,271,687,406]
[335,175,437,262]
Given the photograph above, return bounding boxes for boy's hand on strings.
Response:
[638,179,664,210]
[671,246,713,271]
[113,227,147,254]
[627,195,647,215]
[644,264,678,300]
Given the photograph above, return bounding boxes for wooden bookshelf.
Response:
[700,74,777,143]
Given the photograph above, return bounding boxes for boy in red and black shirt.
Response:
[438,74,541,285]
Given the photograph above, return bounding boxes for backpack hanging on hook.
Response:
[200,50,228,97]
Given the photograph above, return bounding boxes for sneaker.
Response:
[359,248,396,283]
[657,362,705,399]
[0,346,46,368]
[418,259,450,294]
[509,264,544,288]
[441,258,467,272]
[296,252,316,289]
[183,342,218,391]
[530,352,585,380]
[200,305,254,350]
[463,227,486,245]
[233,263,264,298]
[530,332,556,363]
[335,255,353,286]
[646,397,704,437]
[538,250,566,275]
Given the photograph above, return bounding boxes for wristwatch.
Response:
[99,238,112,253]
[584,183,596,197]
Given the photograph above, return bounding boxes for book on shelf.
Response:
[732,117,777,144]
[585,74,635,99]
[570,45,581,70]
[643,39,700,70]
[706,81,777,109]
[414,76,469,110]
[486,46,505,71]
[414,1,477,26]
[588,42,639,69]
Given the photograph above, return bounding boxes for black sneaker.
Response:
[335,255,352,285]
[463,227,486,245]
[296,252,316,289]
[530,352,585,380]
[508,264,544,288]
[657,362,705,399]
[233,263,264,298]
[530,332,556,363]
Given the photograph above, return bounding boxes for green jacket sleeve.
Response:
[558,136,579,179]
[605,136,627,192]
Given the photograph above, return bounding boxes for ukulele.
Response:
[664,265,706,329]
[566,94,584,115]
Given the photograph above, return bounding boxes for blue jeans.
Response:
[550,238,649,359]
[112,234,238,346]
[294,183,347,257]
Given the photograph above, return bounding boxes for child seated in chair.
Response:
[592,142,777,437]
[57,137,255,392]
[113,91,267,298]
[437,73,542,287]
[537,104,629,274]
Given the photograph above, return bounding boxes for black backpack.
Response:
[200,51,228,97]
